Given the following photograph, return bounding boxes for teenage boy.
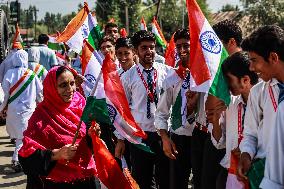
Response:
[207,51,258,189]
[237,25,283,188]
[121,30,171,189]
[155,28,193,189]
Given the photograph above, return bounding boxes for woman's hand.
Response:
[51,144,78,161]
[88,122,101,137]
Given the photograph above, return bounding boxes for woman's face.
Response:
[56,71,76,103]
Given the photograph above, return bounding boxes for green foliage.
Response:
[241,0,284,30]
[220,4,240,12]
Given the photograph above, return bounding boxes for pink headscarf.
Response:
[19,66,97,182]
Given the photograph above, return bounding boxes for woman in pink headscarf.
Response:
[18,66,98,189]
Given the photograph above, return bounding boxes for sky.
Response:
[18,0,242,20]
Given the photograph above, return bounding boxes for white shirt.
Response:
[0,49,17,83]
[121,62,171,132]
[211,95,245,168]
[240,79,279,159]
[260,97,284,189]
[155,69,194,136]
[0,68,43,139]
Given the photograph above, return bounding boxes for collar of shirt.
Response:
[137,62,159,71]
[270,78,279,86]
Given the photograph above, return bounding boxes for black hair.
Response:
[222,51,258,85]
[99,36,116,48]
[131,30,155,49]
[56,66,72,79]
[38,34,49,44]
[104,22,118,31]
[241,25,284,62]
[115,37,133,50]
[213,19,242,47]
[174,28,190,42]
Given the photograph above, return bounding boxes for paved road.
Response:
[0,124,26,189]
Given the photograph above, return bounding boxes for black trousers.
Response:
[130,132,170,189]
[191,128,226,189]
[216,166,228,189]
[169,133,192,189]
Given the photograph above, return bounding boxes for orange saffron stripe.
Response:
[9,69,29,94]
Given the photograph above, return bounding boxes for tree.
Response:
[241,0,284,30]
[220,4,239,12]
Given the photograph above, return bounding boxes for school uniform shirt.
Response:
[260,82,284,189]
[121,62,171,132]
[37,44,58,71]
[239,79,279,160]
[211,95,245,168]
[155,69,194,136]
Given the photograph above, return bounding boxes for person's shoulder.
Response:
[250,80,266,95]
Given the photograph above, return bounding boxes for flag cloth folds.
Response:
[186,0,230,106]
[56,3,101,53]
[90,129,134,189]
[140,17,147,31]
[48,34,65,51]
[12,23,23,49]
[151,17,167,49]
[80,52,147,144]
[164,33,179,67]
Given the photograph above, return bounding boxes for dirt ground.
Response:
[0,124,26,189]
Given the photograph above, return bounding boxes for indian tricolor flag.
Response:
[186,0,230,105]
[152,17,167,49]
[140,17,147,31]
[48,34,65,51]
[56,3,101,53]
[87,13,103,50]
[81,53,148,145]
[164,33,179,67]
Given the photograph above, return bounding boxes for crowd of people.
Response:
[0,17,283,189]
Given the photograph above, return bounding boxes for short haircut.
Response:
[222,51,259,85]
[174,28,190,42]
[115,37,133,50]
[104,22,118,31]
[213,19,242,47]
[38,34,49,44]
[241,25,284,62]
[131,30,155,49]
[99,36,116,48]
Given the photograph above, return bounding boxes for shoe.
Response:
[11,160,22,173]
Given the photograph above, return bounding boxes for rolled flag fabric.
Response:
[12,23,23,49]
[186,0,230,106]
[152,17,167,49]
[164,33,179,67]
[140,17,147,31]
[90,130,134,189]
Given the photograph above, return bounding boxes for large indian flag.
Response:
[152,17,167,49]
[56,3,102,53]
[186,0,230,105]
[80,43,148,145]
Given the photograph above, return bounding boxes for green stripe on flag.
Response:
[88,26,103,50]
[81,96,112,125]
[155,35,167,49]
[8,72,36,104]
[48,43,64,51]
[209,48,230,106]
[133,144,154,154]
[171,90,182,130]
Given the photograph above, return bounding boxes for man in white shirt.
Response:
[155,28,194,189]
[121,30,171,189]
[207,51,258,189]
[237,25,284,188]
[37,34,58,71]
